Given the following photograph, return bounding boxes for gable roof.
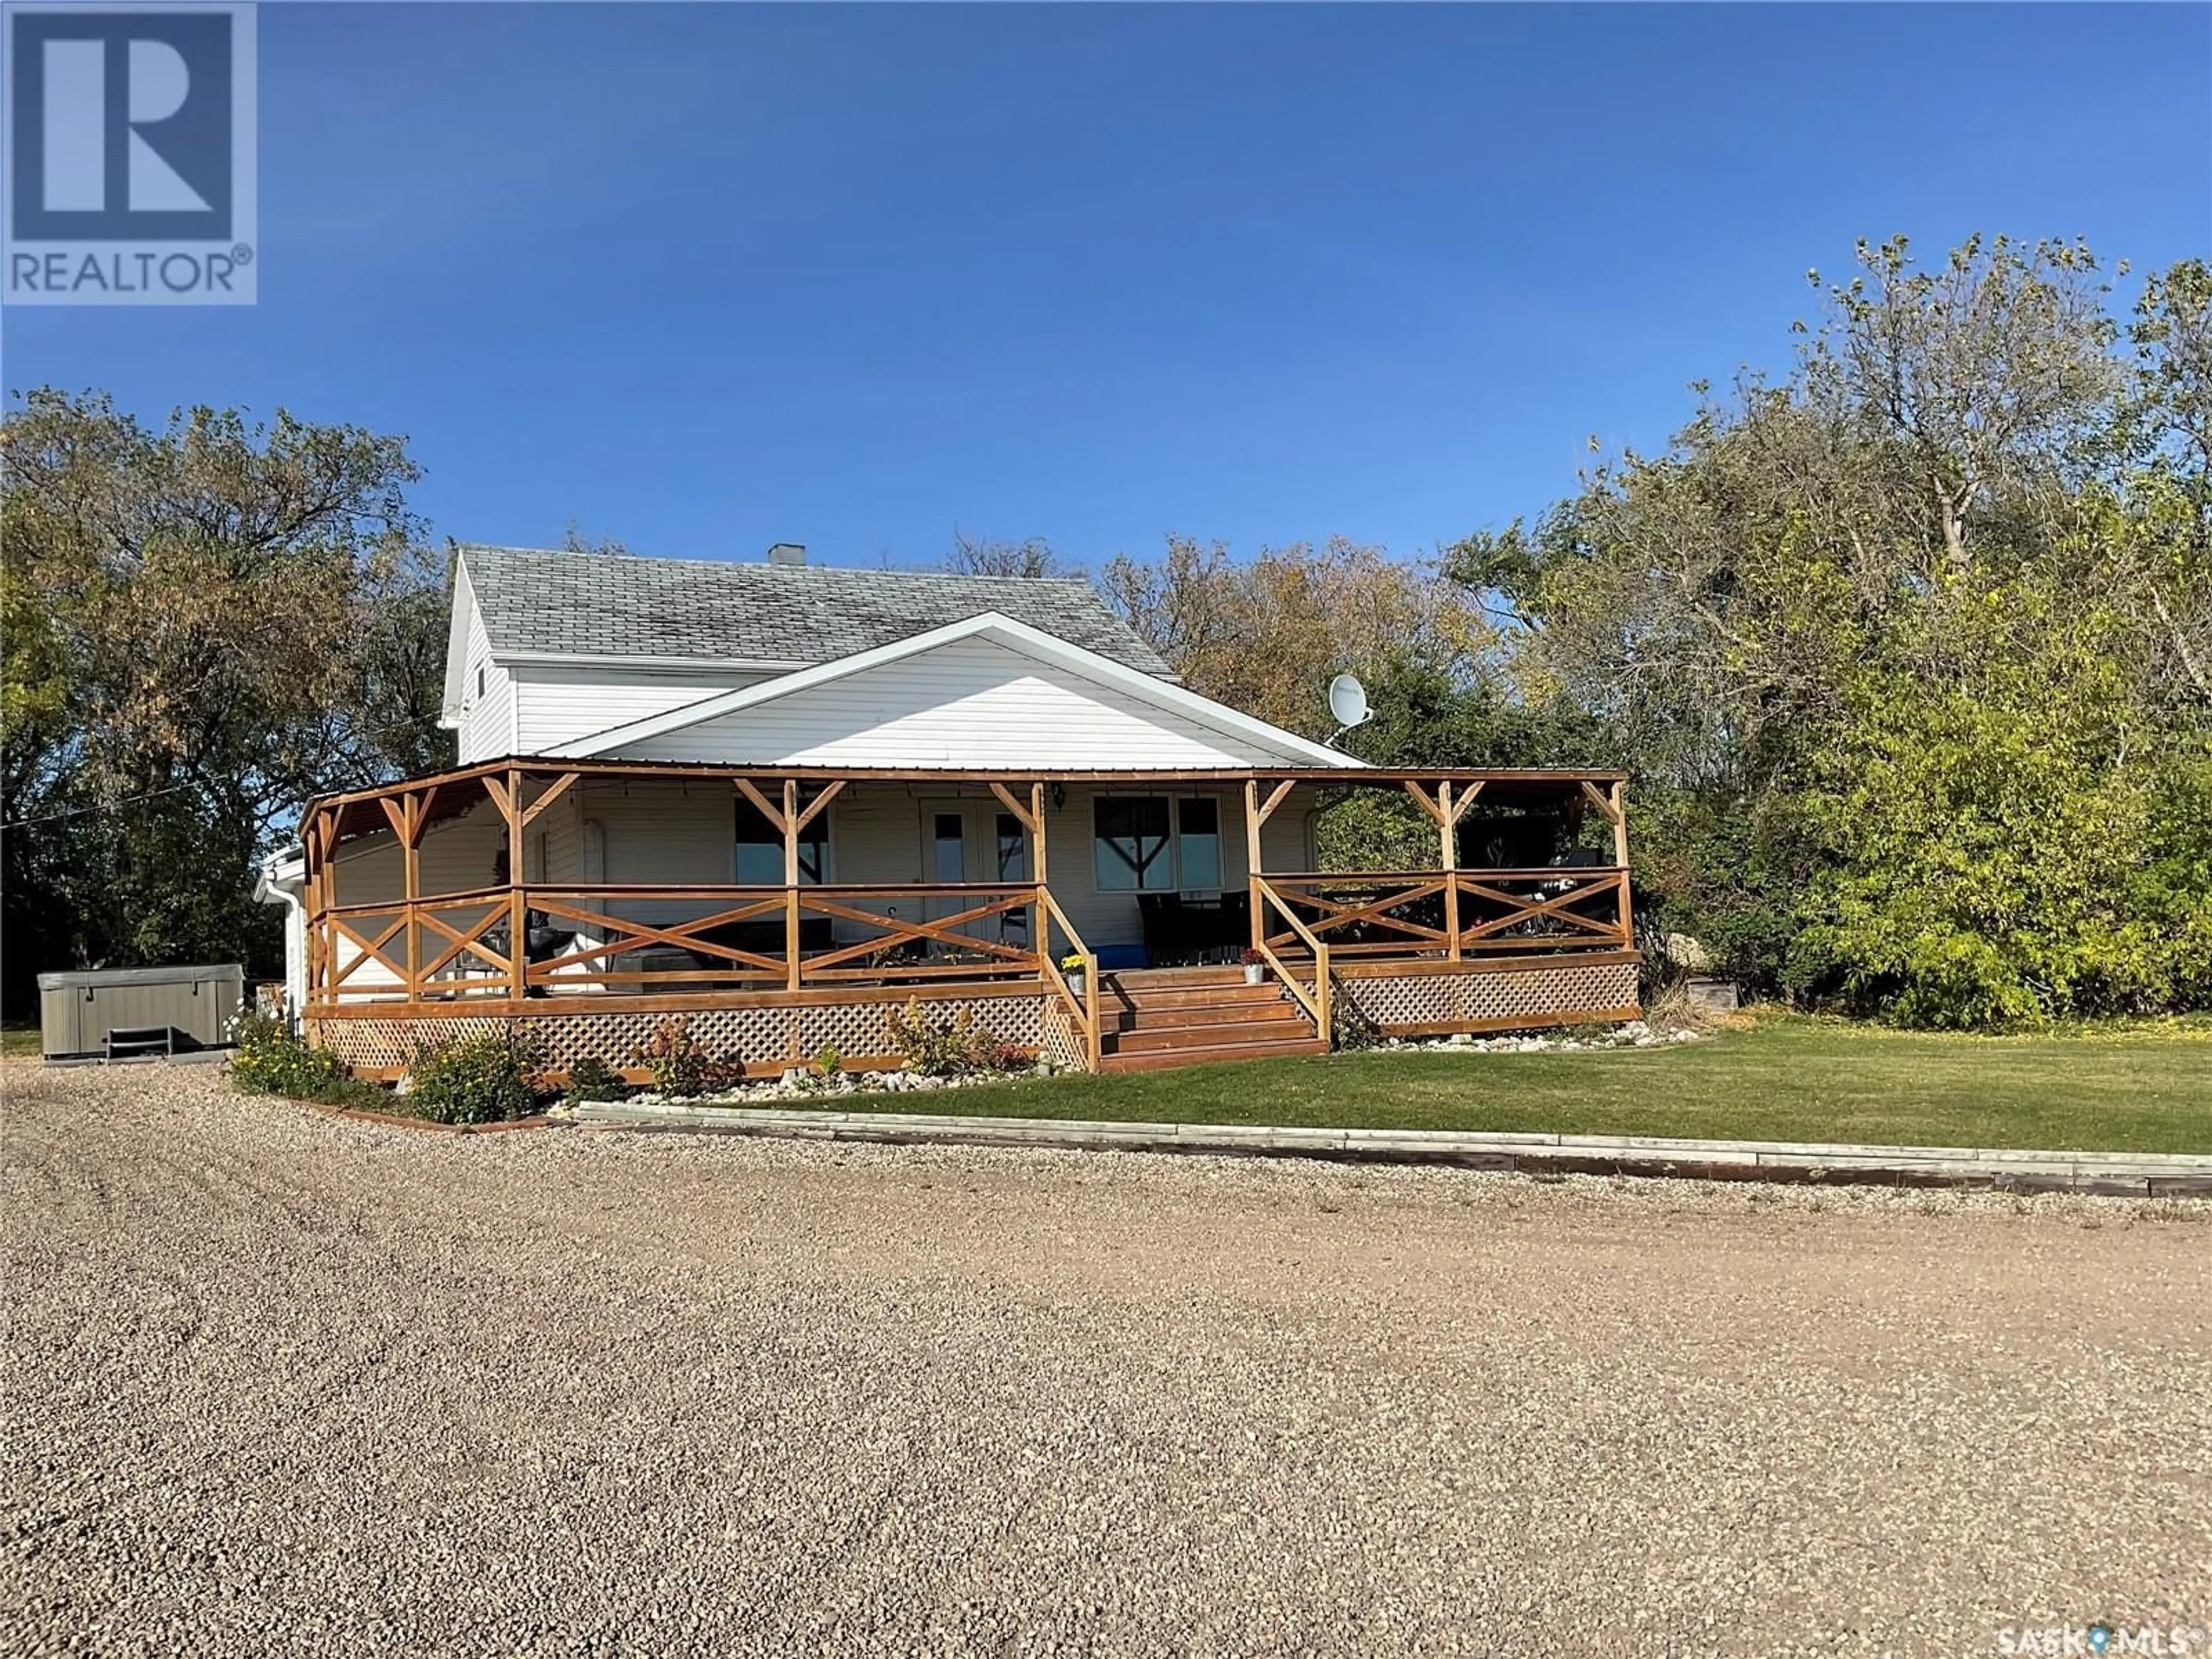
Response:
[456,543,1172,676]
[548,611,1362,769]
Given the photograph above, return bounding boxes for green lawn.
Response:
[1,1025,40,1060]
[840,1016,2212,1154]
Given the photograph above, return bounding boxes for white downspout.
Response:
[253,850,309,1031]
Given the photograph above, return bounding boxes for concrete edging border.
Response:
[567,1101,2212,1197]
[305,1101,552,1135]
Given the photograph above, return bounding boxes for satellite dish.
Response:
[1326,673,1370,745]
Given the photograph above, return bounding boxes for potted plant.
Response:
[1240,946,1268,986]
[1060,952,1088,998]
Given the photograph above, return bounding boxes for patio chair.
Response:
[480,914,584,995]
[1137,893,1184,966]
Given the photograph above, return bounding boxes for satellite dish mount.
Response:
[1325,673,1370,749]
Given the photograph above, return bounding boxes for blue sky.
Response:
[6,2,2209,571]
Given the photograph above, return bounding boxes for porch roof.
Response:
[301,756,1630,844]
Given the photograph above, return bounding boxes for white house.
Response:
[268,543,1638,1079]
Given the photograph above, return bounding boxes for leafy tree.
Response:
[1100,535,1486,741]
[1101,535,1599,867]
[1452,236,2212,1025]
[1,391,451,1013]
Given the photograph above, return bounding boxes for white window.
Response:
[931,812,966,884]
[1093,796,1223,893]
[1177,798,1221,891]
[1094,797,1173,892]
[736,794,829,886]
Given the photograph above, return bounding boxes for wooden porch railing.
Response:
[309,881,1047,1007]
[1259,868,1631,961]
[1250,876,1331,1039]
[317,891,516,1006]
[1037,887,1103,1071]
[307,866,1634,1015]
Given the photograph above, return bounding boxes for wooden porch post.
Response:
[302,816,322,1008]
[733,776,807,989]
[1581,778,1633,946]
[783,778,801,991]
[987,781,1050,972]
[1443,781,1482,960]
[402,794,420,996]
[379,790,423,999]
[1033,782,1048,975]
[317,806,338,1008]
[1243,778,1298,955]
[505,769,526,1001]
[1611,779,1633,944]
[1029,782,1050,971]
[1403,779,1483,960]
[1439,782,1459,962]
[1244,778,1265,953]
[407,785,437,998]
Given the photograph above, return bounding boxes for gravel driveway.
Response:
[5,1062,2207,1658]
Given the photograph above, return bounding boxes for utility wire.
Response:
[1,781,197,832]
[2,714,448,831]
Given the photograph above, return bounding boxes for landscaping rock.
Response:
[622,1060,1051,1111]
[1374,1018,1706,1057]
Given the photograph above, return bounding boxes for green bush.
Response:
[406,1031,544,1124]
[228,1012,391,1111]
[562,1055,628,1103]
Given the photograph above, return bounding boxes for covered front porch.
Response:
[293,760,1639,1077]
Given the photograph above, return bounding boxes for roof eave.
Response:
[548,612,1355,768]
[493,648,815,674]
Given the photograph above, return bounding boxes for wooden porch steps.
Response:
[1111,1017,1320,1055]
[1095,968,1326,1073]
[1096,1036,1332,1074]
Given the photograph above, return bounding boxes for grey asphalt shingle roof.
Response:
[459,544,1173,676]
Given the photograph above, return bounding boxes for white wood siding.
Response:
[1260,787,1320,875]
[328,802,506,905]
[510,664,775,756]
[453,607,517,765]
[604,637,1309,769]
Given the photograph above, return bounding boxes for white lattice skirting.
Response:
[308,960,1637,1078]
[309,993,1050,1079]
[1340,958,1640,1034]
[1038,1000,1089,1070]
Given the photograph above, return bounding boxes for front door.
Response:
[920,801,1031,947]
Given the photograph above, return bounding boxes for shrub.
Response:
[631,1016,738,1097]
[1327,972,1382,1051]
[884,999,1022,1077]
[406,1031,544,1125]
[563,1056,628,1103]
[228,1012,389,1110]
